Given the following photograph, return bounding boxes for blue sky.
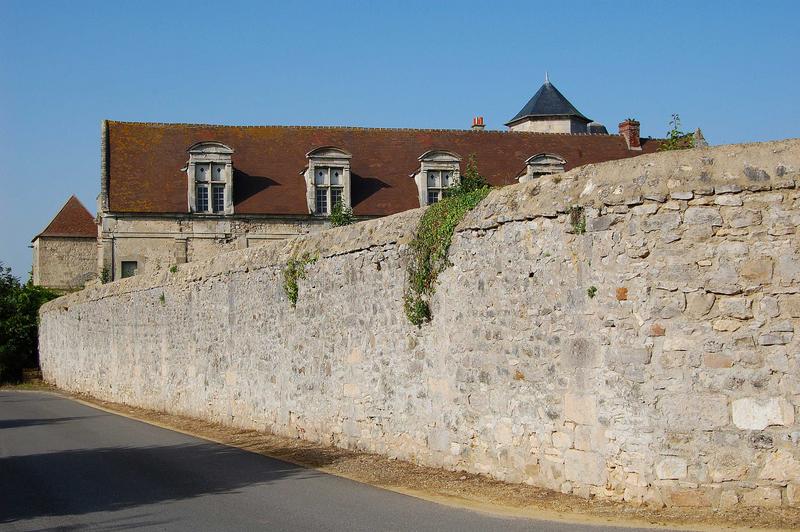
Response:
[1,1,798,277]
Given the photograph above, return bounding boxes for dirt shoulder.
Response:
[6,382,799,531]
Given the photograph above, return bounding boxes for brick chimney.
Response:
[618,119,641,150]
[471,116,486,131]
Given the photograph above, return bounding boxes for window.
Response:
[425,170,453,204]
[521,153,566,182]
[304,147,352,215]
[121,261,138,279]
[186,142,234,214]
[413,150,461,206]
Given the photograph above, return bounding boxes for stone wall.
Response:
[40,139,800,508]
[32,236,97,290]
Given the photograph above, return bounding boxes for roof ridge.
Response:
[106,120,620,137]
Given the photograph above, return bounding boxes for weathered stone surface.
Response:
[564,449,606,486]
[732,397,795,430]
[717,297,753,319]
[685,292,715,317]
[659,394,728,431]
[655,457,687,480]
[708,450,748,482]
[784,295,800,318]
[759,449,800,482]
[742,487,782,508]
[739,259,773,284]
[684,206,723,226]
[564,394,597,425]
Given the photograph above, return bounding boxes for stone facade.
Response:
[99,213,328,280]
[40,139,800,508]
[32,236,97,291]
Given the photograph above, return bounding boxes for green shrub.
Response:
[658,113,694,151]
[329,201,355,227]
[0,264,59,383]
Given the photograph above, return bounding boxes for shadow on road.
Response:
[0,441,324,524]
[0,416,99,430]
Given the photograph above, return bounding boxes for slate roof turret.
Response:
[506,79,591,127]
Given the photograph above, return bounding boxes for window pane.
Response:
[330,187,343,208]
[315,188,328,214]
[121,261,138,279]
[212,185,225,213]
[211,164,226,181]
[427,189,439,205]
[315,168,327,185]
[196,185,208,212]
[195,164,210,181]
[442,172,451,186]
[427,171,438,187]
[330,168,342,185]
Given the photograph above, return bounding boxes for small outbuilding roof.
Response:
[506,80,591,126]
[33,195,96,241]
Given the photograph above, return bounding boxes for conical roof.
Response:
[33,195,96,241]
[506,79,590,126]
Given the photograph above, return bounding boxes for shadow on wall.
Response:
[0,441,325,524]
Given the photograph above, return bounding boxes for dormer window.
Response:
[520,153,566,183]
[412,150,461,206]
[304,147,352,215]
[186,142,234,214]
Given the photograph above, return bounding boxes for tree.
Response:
[0,263,59,383]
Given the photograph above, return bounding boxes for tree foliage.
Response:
[658,113,694,151]
[0,264,59,383]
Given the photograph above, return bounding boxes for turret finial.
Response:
[545,71,550,83]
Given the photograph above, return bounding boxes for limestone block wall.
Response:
[32,236,97,290]
[40,139,800,508]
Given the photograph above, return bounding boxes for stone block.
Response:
[709,450,749,482]
[732,397,795,430]
[573,425,606,452]
[564,449,607,486]
[741,486,782,507]
[552,430,573,449]
[758,333,792,346]
[726,208,762,228]
[784,295,800,318]
[648,323,666,337]
[740,258,773,284]
[684,206,723,226]
[759,296,780,318]
[685,292,715,317]
[616,287,628,301]
[428,428,451,452]
[606,347,651,366]
[787,483,800,507]
[713,319,742,332]
[659,393,728,431]
[655,457,687,480]
[564,393,597,425]
[715,195,743,206]
[668,489,710,507]
[718,490,739,509]
[759,449,800,482]
[717,297,753,319]
[703,353,733,369]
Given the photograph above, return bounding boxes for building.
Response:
[35,78,661,285]
[31,195,98,291]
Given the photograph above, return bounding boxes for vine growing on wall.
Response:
[403,157,491,326]
[283,253,317,307]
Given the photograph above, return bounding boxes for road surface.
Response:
[0,391,654,531]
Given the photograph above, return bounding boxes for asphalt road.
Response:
[0,391,654,531]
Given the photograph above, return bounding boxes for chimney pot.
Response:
[619,119,641,150]
[471,116,486,131]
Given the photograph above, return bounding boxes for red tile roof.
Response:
[105,121,661,216]
[34,195,96,240]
